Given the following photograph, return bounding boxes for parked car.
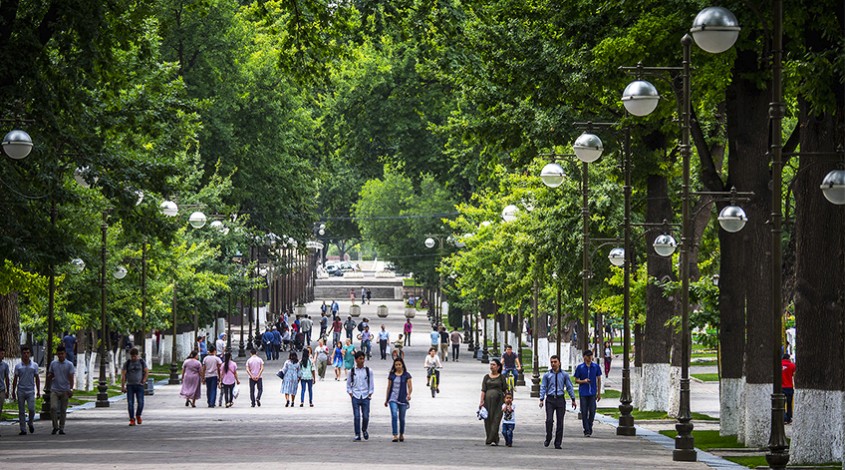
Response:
[325,264,344,276]
[338,261,356,272]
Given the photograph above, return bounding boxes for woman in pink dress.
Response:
[180,350,202,407]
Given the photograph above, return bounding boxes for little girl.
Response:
[502,393,516,447]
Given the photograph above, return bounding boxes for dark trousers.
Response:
[379,340,388,359]
[126,384,145,419]
[351,397,371,436]
[579,395,597,435]
[545,396,567,446]
[784,387,794,422]
[249,378,263,405]
[272,343,280,360]
[205,377,218,407]
[404,334,411,346]
[451,344,460,361]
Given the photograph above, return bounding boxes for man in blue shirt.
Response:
[573,349,602,437]
[261,328,275,361]
[539,355,577,449]
[346,352,374,441]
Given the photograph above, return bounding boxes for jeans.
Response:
[264,343,273,360]
[784,387,794,422]
[580,395,597,435]
[300,379,313,404]
[351,396,371,436]
[17,390,36,432]
[333,332,341,346]
[249,378,263,406]
[379,340,388,359]
[404,334,411,346]
[502,423,515,445]
[362,340,371,358]
[451,344,460,361]
[545,396,567,446]
[50,391,70,431]
[222,383,234,404]
[126,384,145,419]
[346,330,354,340]
[205,377,218,407]
[304,330,312,345]
[389,401,408,435]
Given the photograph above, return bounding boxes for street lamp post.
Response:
[96,212,111,407]
[621,7,741,460]
[530,278,541,398]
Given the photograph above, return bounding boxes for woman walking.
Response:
[314,340,329,381]
[180,351,202,407]
[299,347,314,407]
[280,351,301,407]
[603,341,613,377]
[332,341,344,381]
[384,357,412,442]
[220,352,240,408]
[479,359,506,445]
[342,339,356,379]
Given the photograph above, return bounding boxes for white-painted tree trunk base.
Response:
[568,345,580,372]
[667,366,681,417]
[631,366,642,409]
[742,382,772,447]
[738,380,747,443]
[720,377,744,436]
[641,363,670,411]
[790,389,844,464]
[560,345,572,372]
[537,338,550,369]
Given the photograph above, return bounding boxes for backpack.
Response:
[350,366,370,383]
[357,322,364,332]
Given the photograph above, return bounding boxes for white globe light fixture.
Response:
[2,129,33,160]
[717,205,748,233]
[501,204,519,223]
[540,162,565,188]
[622,80,660,117]
[573,133,604,163]
[690,6,741,54]
[820,169,845,205]
[73,166,97,189]
[653,234,678,257]
[424,237,436,249]
[188,211,207,229]
[318,228,325,236]
[480,221,492,228]
[159,200,178,217]
[113,265,128,280]
[70,258,86,273]
[608,247,625,267]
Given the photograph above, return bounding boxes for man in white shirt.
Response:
[346,352,374,441]
[200,346,223,408]
[246,349,264,407]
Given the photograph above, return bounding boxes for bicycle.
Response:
[427,366,440,397]
[504,369,517,393]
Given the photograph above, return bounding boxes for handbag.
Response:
[477,406,488,420]
[276,369,285,379]
[232,383,240,399]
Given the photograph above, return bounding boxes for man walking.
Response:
[439,326,449,362]
[120,347,149,426]
[12,346,40,435]
[346,352,374,441]
[331,300,339,319]
[271,327,282,360]
[450,328,462,362]
[46,346,75,435]
[539,355,577,449]
[261,327,275,361]
[430,326,440,351]
[319,313,329,340]
[301,315,313,346]
[782,353,796,424]
[246,348,264,407]
[344,316,357,341]
[378,325,390,360]
[201,345,222,408]
[62,332,77,366]
[332,316,343,346]
[573,349,602,437]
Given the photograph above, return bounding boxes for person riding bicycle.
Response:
[501,345,522,389]
[423,347,443,394]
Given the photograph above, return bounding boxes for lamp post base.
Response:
[481,348,489,363]
[95,380,110,408]
[237,340,246,358]
[673,421,697,462]
[516,369,526,387]
[39,388,52,419]
[530,373,540,398]
[168,362,181,385]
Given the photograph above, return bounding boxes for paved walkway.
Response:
[1,299,736,469]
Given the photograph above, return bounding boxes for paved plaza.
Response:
[1,300,738,469]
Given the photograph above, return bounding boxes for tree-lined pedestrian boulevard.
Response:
[1,301,739,470]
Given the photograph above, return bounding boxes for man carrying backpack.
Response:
[346,352,374,441]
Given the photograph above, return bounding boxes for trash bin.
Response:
[145,378,155,396]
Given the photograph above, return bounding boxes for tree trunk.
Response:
[0,292,21,357]
[718,222,748,436]
[641,174,675,411]
[723,50,775,446]
[789,101,844,465]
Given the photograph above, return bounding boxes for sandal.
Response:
[392,437,399,442]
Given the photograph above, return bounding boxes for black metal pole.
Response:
[481,302,489,363]
[41,198,58,417]
[581,161,590,352]
[238,294,246,357]
[96,212,111,407]
[168,282,181,384]
[226,293,232,352]
[140,240,147,360]
[530,278,540,398]
[673,35,695,462]
[556,287,562,358]
[617,125,636,436]
[765,0,789,466]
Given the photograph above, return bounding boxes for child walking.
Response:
[502,392,516,447]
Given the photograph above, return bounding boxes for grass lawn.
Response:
[723,456,767,468]
[658,430,745,449]
[601,409,718,421]
[691,359,719,367]
[692,372,720,382]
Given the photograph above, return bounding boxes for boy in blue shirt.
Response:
[573,349,602,437]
